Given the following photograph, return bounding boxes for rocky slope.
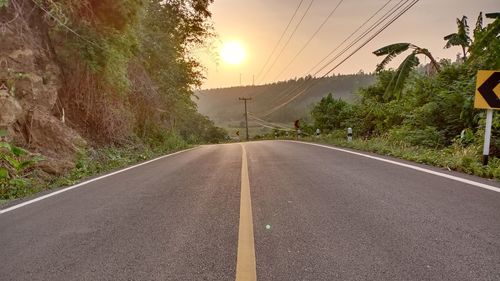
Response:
[0,1,85,174]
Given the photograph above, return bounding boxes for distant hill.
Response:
[196,73,375,126]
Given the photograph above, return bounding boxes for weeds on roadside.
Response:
[1,131,190,202]
[310,131,500,180]
[0,130,44,199]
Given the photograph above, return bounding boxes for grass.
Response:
[303,131,500,181]
[1,133,191,203]
[4,130,499,204]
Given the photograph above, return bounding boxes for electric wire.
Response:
[305,0,395,75]
[312,0,408,77]
[258,0,420,118]
[273,0,345,81]
[259,0,414,116]
[29,0,105,51]
[259,0,315,84]
[255,0,306,82]
[268,0,420,116]
[256,0,396,116]
[248,113,292,130]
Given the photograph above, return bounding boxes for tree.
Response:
[373,43,440,99]
[137,0,218,142]
[311,94,352,132]
[444,16,471,60]
[468,12,500,68]
[38,0,222,144]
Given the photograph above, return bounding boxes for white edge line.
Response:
[291,141,500,194]
[0,147,198,215]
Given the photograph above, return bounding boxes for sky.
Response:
[195,0,499,89]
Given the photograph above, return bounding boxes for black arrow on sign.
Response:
[478,72,500,108]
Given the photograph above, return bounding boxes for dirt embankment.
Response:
[0,1,85,175]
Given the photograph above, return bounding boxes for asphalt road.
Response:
[1,141,500,280]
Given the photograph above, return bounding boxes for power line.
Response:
[248,116,293,132]
[255,0,305,82]
[248,113,293,130]
[258,0,420,118]
[259,0,315,84]
[305,0,395,75]
[265,0,418,116]
[249,120,291,131]
[273,0,345,81]
[262,0,412,115]
[256,0,395,115]
[29,0,105,51]
[274,0,420,115]
[312,0,408,77]
[322,0,420,78]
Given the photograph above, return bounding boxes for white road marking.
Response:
[0,147,198,215]
[292,141,500,194]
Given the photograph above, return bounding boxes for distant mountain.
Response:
[195,73,375,125]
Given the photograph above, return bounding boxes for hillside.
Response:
[1,0,224,198]
[196,73,375,125]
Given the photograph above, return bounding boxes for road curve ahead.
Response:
[1,141,500,281]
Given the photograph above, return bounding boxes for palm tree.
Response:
[373,43,440,99]
[444,16,471,60]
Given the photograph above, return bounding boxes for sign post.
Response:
[474,70,500,165]
[483,109,493,165]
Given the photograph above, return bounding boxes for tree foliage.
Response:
[444,16,471,60]
[311,94,352,132]
[373,43,440,100]
[1,139,43,198]
[41,0,224,144]
[311,12,500,152]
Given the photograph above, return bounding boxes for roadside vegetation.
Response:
[308,132,500,179]
[1,0,226,202]
[0,130,44,200]
[278,12,500,180]
[0,129,191,203]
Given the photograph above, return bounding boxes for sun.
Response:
[220,41,246,65]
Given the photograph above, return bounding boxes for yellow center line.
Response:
[235,144,257,281]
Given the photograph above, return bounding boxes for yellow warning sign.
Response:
[474,70,500,109]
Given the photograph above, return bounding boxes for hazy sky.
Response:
[195,0,499,89]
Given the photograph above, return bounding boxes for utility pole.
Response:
[239,97,252,141]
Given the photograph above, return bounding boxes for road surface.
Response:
[1,141,499,280]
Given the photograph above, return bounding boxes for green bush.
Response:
[310,134,500,180]
[388,125,445,148]
[0,139,43,199]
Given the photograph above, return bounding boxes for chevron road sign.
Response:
[474,70,500,165]
[474,71,500,109]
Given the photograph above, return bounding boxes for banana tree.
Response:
[444,16,471,60]
[373,43,440,100]
[469,12,500,64]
